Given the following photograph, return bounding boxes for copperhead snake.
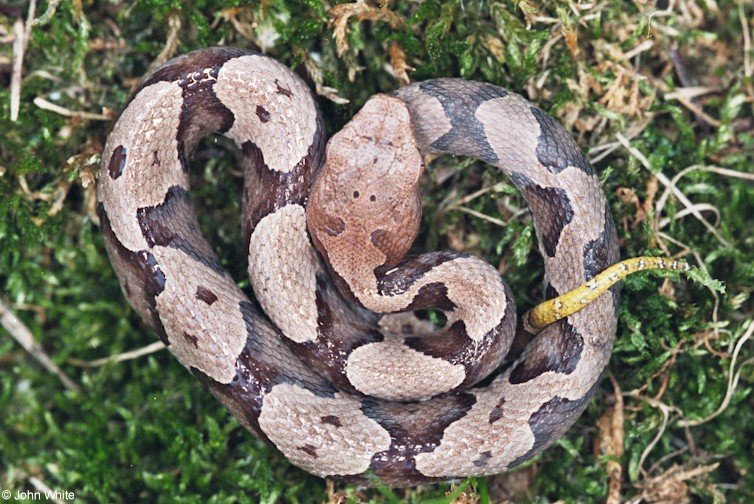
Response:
[98,47,687,486]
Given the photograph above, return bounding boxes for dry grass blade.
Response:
[658,202,721,229]
[68,341,167,367]
[32,0,62,26]
[152,12,182,68]
[664,86,720,100]
[656,164,754,218]
[28,476,67,504]
[0,300,81,392]
[10,18,24,121]
[9,0,37,122]
[33,96,111,121]
[616,134,731,248]
[678,320,754,427]
[635,397,672,476]
[597,374,625,504]
[455,206,508,228]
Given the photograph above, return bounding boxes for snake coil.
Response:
[99,47,626,486]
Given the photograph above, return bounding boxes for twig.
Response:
[623,394,676,476]
[28,477,66,504]
[444,181,508,211]
[654,163,754,240]
[455,206,508,228]
[0,300,81,393]
[740,1,752,79]
[69,341,166,367]
[678,320,754,427]
[616,133,731,248]
[667,94,721,127]
[599,373,625,504]
[10,19,24,121]
[664,86,720,100]
[9,0,36,122]
[33,96,110,121]
[657,202,721,229]
[32,0,62,26]
[588,118,651,164]
[152,12,182,68]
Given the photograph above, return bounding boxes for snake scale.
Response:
[97,47,684,486]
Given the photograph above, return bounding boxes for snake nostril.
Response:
[370,195,377,202]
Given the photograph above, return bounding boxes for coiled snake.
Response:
[98,47,687,486]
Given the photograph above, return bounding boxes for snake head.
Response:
[307,94,425,271]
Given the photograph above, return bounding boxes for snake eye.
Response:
[353,191,360,199]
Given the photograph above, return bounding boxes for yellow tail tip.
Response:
[523,256,690,334]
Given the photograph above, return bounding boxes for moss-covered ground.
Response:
[1,0,753,502]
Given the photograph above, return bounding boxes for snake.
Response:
[97,47,688,486]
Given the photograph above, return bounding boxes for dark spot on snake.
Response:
[509,172,574,258]
[401,324,414,335]
[473,451,493,468]
[321,415,342,428]
[353,190,360,198]
[137,186,186,247]
[151,150,161,167]
[404,320,467,359]
[182,331,199,348]
[363,393,476,484]
[488,397,507,424]
[274,78,292,97]
[530,106,593,175]
[318,213,345,237]
[255,105,271,123]
[508,317,584,384]
[107,145,127,179]
[508,382,600,468]
[297,444,318,458]
[195,286,218,305]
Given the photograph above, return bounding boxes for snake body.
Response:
[98,47,621,486]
